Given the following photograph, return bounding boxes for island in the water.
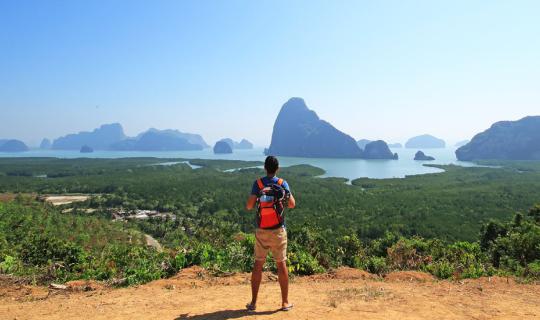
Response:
[51,124,208,151]
[405,134,446,149]
[133,128,209,149]
[0,139,29,152]
[213,140,233,154]
[456,116,540,160]
[40,138,51,149]
[110,129,204,151]
[266,98,364,158]
[363,140,399,160]
[218,138,254,150]
[80,145,94,153]
[414,150,435,161]
[266,98,399,159]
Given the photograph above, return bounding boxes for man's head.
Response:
[264,156,279,176]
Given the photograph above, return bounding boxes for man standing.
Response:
[245,156,296,311]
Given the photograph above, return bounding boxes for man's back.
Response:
[245,156,295,312]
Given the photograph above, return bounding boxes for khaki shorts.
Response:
[254,227,287,262]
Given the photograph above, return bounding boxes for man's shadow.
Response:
[176,308,280,320]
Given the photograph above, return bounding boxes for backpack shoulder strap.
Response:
[277,178,284,186]
[256,178,264,190]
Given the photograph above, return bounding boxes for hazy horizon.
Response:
[2,1,539,147]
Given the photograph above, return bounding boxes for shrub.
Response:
[489,219,540,272]
[525,260,540,278]
[173,251,188,270]
[95,245,171,286]
[0,255,20,274]
[287,246,324,275]
[19,235,85,272]
[361,256,388,275]
[337,234,364,267]
[426,259,453,279]
[387,238,426,270]
[367,231,399,257]
[445,242,487,279]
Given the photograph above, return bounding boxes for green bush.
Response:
[89,245,172,286]
[0,255,20,274]
[287,246,324,275]
[361,256,388,275]
[222,234,254,272]
[426,259,454,279]
[20,235,86,273]
[445,242,487,279]
[173,251,188,270]
[337,234,364,267]
[525,261,540,278]
[387,238,427,270]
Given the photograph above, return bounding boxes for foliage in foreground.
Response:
[1,198,539,285]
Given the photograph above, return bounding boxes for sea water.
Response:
[0,147,476,181]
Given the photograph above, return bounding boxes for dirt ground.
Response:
[42,195,90,206]
[1,267,539,320]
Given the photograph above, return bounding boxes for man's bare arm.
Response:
[246,195,257,210]
[288,193,296,208]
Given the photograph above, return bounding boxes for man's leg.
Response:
[250,259,265,307]
[276,260,290,308]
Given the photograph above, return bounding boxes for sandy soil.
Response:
[1,267,539,320]
[42,195,90,206]
[144,234,163,252]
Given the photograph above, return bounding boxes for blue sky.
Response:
[1,0,539,147]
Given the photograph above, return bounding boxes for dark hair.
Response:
[264,156,279,175]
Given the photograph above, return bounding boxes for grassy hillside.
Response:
[0,198,177,285]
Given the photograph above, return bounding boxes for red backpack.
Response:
[255,178,288,229]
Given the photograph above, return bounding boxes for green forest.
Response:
[0,157,539,285]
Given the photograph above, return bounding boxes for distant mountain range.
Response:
[52,123,126,150]
[110,130,203,151]
[50,124,209,151]
[267,98,397,159]
[8,110,538,161]
[456,116,540,160]
[135,128,209,148]
[405,134,446,149]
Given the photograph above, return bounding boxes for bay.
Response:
[0,147,478,181]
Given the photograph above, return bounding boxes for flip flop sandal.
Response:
[281,304,294,311]
[246,303,256,311]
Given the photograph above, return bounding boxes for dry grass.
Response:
[327,285,387,308]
